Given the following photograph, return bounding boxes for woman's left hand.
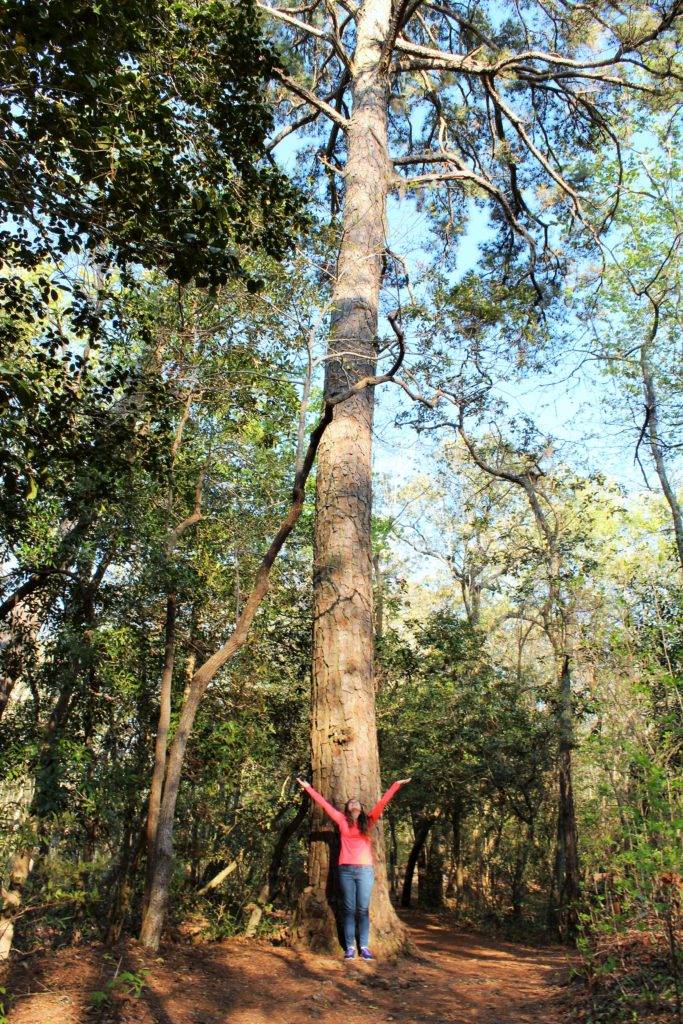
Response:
[396,778,412,786]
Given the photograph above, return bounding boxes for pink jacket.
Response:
[303,781,401,866]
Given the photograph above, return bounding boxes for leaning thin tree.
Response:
[139,341,406,950]
[258,0,682,952]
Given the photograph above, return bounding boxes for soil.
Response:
[2,911,576,1024]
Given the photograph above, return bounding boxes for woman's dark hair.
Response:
[344,800,370,835]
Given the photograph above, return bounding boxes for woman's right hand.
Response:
[296,777,309,789]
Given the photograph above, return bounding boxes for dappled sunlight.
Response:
[3,914,574,1024]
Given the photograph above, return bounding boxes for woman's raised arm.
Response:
[367,778,412,824]
[296,777,345,827]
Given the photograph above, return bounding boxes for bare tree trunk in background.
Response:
[640,330,683,571]
[0,779,34,960]
[143,593,177,914]
[547,655,580,941]
[387,814,398,897]
[449,806,465,906]
[400,817,434,908]
[421,823,446,908]
[296,0,407,957]
[0,603,39,724]
[244,796,309,938]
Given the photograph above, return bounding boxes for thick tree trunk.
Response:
[400,817,433,908]
[296,0,406,956]
[548,655,580,941]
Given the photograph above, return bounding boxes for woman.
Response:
[296,775,411,960]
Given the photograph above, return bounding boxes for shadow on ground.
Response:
[2,911,575,1024]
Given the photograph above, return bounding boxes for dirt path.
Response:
[4,911,575,1024]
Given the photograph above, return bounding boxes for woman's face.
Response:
[346,798,361,820]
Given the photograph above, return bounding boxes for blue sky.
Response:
[371,192,658,495]
[273,109,680,504]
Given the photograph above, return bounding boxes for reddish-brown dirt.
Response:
[3,911,575,1024]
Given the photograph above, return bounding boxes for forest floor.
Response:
[3,910,577,1024]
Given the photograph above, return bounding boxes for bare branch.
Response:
[391,150,537,252]
[166,469,207,551]
[272,67,351,129]
[256,2,327,39]
[258,1,353,70]
[483,76,584,219]
[394,36,487,73]
[425,1,496,49]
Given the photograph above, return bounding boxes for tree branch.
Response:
[272,68,351,129]
[256,2,327,40]
[391,150,536,252]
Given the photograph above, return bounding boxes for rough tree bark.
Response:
[294,0,408,956]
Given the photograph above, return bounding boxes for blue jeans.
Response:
[338,865,375,949]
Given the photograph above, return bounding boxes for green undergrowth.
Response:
[571,927,681,1023]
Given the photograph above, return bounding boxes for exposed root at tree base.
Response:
[2,910,576,1024]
